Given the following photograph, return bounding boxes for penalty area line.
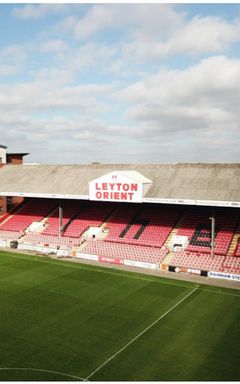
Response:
[84,286,198,381]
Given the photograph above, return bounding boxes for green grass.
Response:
[0,250,239,381]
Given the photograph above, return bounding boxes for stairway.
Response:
[162,251,175,265]
[76,241,89,252]
[161,211,186,268]
[227,224,240,256]
[163,209,185,249]
[164,227,179,249]
[96,224,110,240]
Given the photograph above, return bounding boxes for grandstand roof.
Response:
[0,163,239,207]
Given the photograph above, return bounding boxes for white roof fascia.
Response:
[1,191,239,208]
[143,197,240,208]
[0,191,89,200]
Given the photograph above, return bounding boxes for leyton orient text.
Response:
[94,182,138,200]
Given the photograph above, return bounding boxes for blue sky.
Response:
[0,3,240,164]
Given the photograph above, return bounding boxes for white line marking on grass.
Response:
[0,367,84,381]
[84,287,198,381]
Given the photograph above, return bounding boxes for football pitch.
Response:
[0,250,239,381]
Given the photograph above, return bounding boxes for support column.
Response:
[210,208,215,258]
[59,201,63,238]
[0,197,7,215]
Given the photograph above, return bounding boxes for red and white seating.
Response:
[22,233,80,247]
[62,202,115,238]
[0,199,57,233]
[220,256,240,274]
[0,197,239,275]
[82,239,169,264]
[42,200,83,236]
[0,230,20,240]
[177,207,239,255]
[105,204,182,248]
[170,251,225,272]
[234,238,240,257]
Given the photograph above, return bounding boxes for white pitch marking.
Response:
[84,287,198,381]
[0,367,84,381]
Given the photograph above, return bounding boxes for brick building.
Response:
[0,144,29,214]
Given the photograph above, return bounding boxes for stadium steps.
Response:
[76,241,89,252]
[20,206,58,237]
[163,210,185,249]
[164,227,178,248]
[97,225,110,240]
[164,217,181,248]
[41,206,59,229]
[162,251,175,265]
[227,221,240,256]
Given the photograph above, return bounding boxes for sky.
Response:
[0,2,240,164]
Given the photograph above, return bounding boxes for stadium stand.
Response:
[221,256,240,274]
[82,239,169,264]
[42,199,84,236]
[235,242,240,257]
[0,159,239,279]
[0,198,239,274]
[170,251,225,272]
[177,207,239,255]
[22,233,80,247]
[62,201,115,238]
[0,230,20,240]
[21,202,115,247]
[0,198,57,233]
[105,203,182,247]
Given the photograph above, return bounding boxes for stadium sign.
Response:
[89,171,152,203]
[124,259,158,270]
[99,255,124,265]
[208,271,240,281]
[75,253,99,261]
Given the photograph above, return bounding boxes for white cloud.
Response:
[3,4,240,163]
[114,55,240,150]
[74,5,118,40]
[0,67,115,115]
[122,15,240,61]
[58,15,78,32]
[0,64,20,76]
[12,4,69,19]
[64,42,118,74]
[0,45,27,77]
[117,56,240,104]
[168,16,240,55]
[72,4,184,40]
[1,53,239,163]
[39,39,68,53]
[67,4,240,60]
